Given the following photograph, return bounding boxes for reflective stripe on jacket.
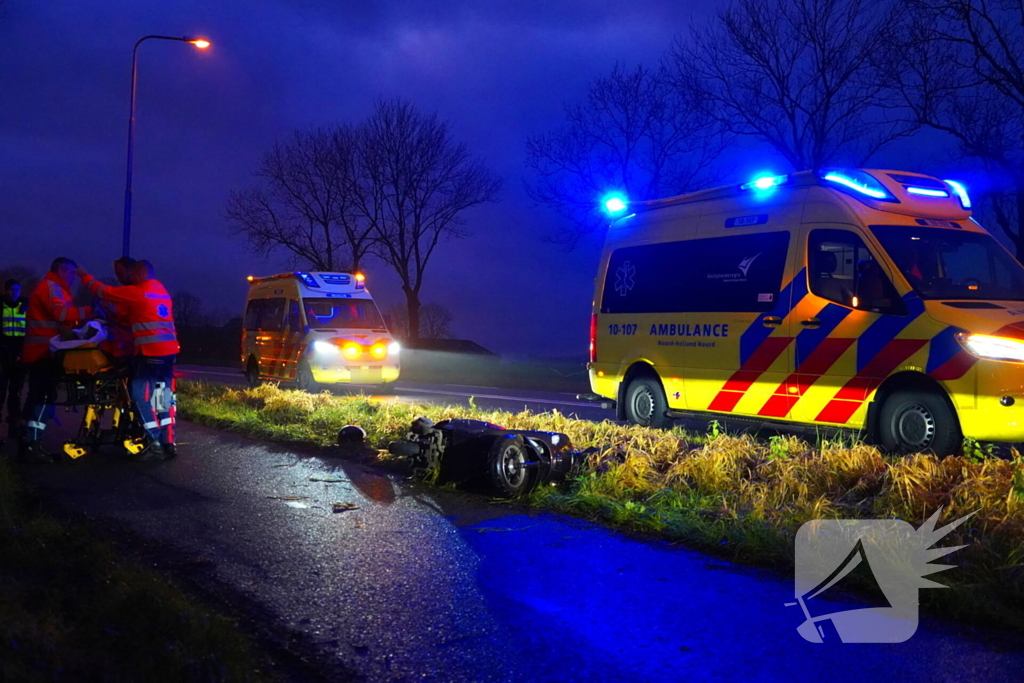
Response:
[23,273,91,363]
[1,300,26,337]
[81,274,179,357]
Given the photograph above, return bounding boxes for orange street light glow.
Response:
[190,39,211,48]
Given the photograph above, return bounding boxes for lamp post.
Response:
[122,35,211,258]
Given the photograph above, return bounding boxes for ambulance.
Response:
[241,271,400,391]
[589,168,1024,456]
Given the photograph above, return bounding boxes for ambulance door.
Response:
[257,297,287,379]
[683,230,798,417]
[281,299,305,381]
[788,226,908,427]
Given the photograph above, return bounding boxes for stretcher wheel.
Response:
[124,438,146,456]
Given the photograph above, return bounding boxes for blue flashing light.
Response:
[740,174,788,192]
[820,169,897,202]
[906,186,950,198]
[294,272,320,288]
[603,194,628,215]
[945,180,972,209]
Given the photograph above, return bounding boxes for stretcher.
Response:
[51,321,147,459]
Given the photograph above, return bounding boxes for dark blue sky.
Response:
[0,1,966,356]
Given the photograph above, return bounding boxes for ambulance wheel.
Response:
[623,376,672,429]
[879,388,961,457]
[295,360,319,393]
[486,435,534,498]
[245,360,261,388]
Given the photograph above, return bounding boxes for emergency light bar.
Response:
[820,168,898,203]
[740,174,788,192]
[945,180,971,209]
[602,193,628,215]
[906,187,950,198]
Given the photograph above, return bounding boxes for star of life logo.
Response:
[789,509,973,643]
[157,303,169,318]
[615,261,636,297]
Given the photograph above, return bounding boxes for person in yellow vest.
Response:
[0,279,27,443]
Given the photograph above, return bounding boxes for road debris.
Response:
[332,502,360,513]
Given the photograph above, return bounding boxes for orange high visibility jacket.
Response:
[81,274,179,357]
[23,272,92,363]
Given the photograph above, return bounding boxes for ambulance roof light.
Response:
[945,180,972,209]
[602,193,628,215]
[820,168,897,202]
[740,174,788,192]
[906,186,950,198]
[355,272,366,289]
[294,271,320,288]
[246,275,254,282]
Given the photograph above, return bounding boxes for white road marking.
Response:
[396,386,598,409]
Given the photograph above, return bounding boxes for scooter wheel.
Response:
[486,435,534,498]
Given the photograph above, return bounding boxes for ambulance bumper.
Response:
[312,364,400,385]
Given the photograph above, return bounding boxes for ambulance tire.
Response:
[879,388,961,457]
[295,360,320,393]
[623,376,673,429]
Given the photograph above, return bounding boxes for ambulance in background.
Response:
[242,271,400,391]
[590,168,1024,457]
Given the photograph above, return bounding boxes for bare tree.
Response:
[226,127,374,271]
[525,64,726,247]
[383,303,410,339]
[670,0,915,171]
[419,304,455,340]
[355,100,501,341]
[383,302,454,340]
[882,0,1024,253]
[172,290,205,327]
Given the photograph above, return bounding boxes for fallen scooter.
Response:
[387,418,585,497]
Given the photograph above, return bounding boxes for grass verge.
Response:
[178,381,1024,631]
[0,456,269,681]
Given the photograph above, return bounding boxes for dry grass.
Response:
[178,381,1024,629]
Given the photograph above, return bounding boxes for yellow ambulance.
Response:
[242,271,400,391]
[589,169,1024,456]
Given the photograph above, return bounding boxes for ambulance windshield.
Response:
[303,298,385,329]
[870,226,1024,301]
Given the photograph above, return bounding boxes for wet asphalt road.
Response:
[14,420,1024,682]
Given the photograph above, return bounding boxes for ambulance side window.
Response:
[808,230,904,314]
[287,300,303,332]
[243,299,265,331]
[260,298,286,332]
[601,231,790,313]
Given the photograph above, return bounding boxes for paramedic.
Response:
[78,260,178,460]
[20,258,92,462]
[0,279,27,443]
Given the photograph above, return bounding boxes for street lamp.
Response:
[121,35,211,258]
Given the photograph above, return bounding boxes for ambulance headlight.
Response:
[956,333,1024,363]
[388,341,400,356]
[313,340,338,356]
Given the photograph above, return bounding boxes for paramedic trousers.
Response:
[22,357,58,443]
[0,349,25,431]
[131,354,176,444]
